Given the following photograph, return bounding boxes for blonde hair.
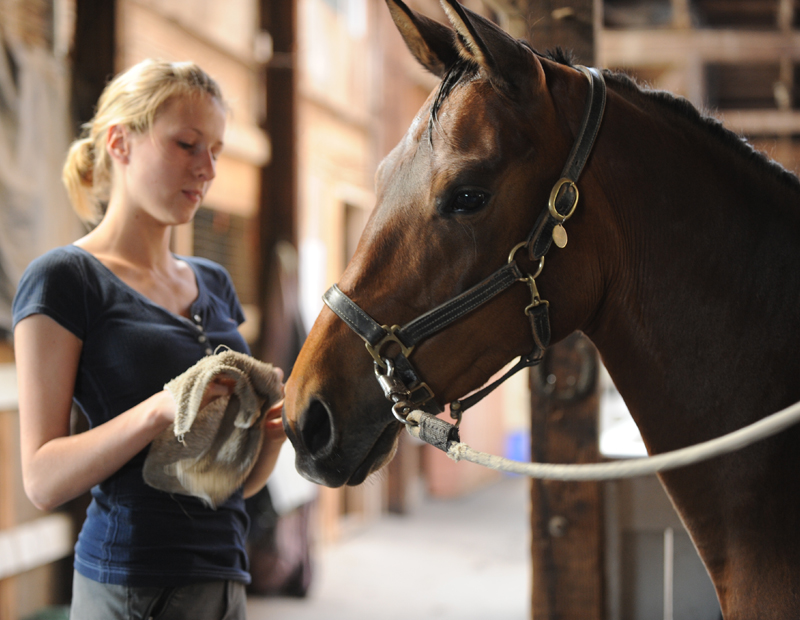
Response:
[62,59,225,224]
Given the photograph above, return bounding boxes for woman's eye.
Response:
[178,141,197,153]
[450,189,490,213]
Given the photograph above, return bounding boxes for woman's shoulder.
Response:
[16,245,102,295]
[25,244,91,273]
[12,245,95,336]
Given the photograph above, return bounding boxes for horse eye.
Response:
[450,189,490,213]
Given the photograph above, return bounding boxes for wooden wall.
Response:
[0,1,79,616]
[0,347,74,619]
[598,0,800,174]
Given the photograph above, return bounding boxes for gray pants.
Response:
[70,571,247,620]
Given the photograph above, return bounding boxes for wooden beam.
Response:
[777,0,795,31]
[719,109,800,136]
[599,29,800,67]
[0,515,74,580]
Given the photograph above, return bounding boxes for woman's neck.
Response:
[78,203,175,273]
[75,209,199,318]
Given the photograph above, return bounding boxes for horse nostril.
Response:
[301,399,333,457]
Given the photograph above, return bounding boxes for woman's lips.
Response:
[183,189,203,203]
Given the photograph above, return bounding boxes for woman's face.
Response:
[115,92,226,226]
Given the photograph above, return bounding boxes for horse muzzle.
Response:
[283,393,401,487]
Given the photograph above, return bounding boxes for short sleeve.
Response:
[12,248,88,339]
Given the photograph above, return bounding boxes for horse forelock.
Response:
[429,57,480,139]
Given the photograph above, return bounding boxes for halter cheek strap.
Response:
[322,65,606,424]
[527,66,607,260]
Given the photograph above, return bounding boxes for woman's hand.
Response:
[263,399,287,442]
[242,371,287,498]
[199,376,236,411]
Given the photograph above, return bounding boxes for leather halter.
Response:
[323,66,606,425]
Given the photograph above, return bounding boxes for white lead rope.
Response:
[406,398,800,480]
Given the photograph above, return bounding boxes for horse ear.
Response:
[439,0,534,90]
[386,0,461,78]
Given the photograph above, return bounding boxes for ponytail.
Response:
[62,136,104,224]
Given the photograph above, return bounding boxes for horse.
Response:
[282,0,800,617]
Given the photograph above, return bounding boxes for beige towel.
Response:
[143,350,283,508]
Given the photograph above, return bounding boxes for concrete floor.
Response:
[247,476,530,620]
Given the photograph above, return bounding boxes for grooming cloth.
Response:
[143,350,282,509]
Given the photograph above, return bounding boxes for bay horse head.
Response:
[286,1,800,617]
[284,0,611,487]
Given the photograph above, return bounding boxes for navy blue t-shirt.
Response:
[12,244,252,587]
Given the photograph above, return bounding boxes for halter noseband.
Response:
[322,66,606,426]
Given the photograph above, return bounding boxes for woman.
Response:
[12,59,285,619]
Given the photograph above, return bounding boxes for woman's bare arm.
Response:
[15,314,177,511]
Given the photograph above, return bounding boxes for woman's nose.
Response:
[196,149,217,181]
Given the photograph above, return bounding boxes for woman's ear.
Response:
[106,125,131,164]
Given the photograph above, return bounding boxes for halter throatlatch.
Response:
[323,66,606,427]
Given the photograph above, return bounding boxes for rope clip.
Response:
[374,359,417,425]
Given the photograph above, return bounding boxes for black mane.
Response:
[538,46,800,194]
[603,69,800,193]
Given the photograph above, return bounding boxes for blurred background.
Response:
[0,0,797,618]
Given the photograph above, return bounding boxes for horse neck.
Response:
[585,81,800,452]
[567,77,800,617]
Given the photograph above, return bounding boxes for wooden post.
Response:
[1,345,17,619]
[257,0,299,364]
[529,334,603,620]
[520,2,604,616]
[69,0,116,135]
[0,409,17,620]
[525,0,597,68]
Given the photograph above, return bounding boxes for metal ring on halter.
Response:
[508,242,545,278]
[392,400,416,425]
[374,360,417,425]
[366,325,414,371]
[449,400,464,427]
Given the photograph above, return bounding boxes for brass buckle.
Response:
[365,325,414,370]
[548,178,579,223]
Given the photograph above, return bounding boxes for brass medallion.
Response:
[552,224,568,248]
